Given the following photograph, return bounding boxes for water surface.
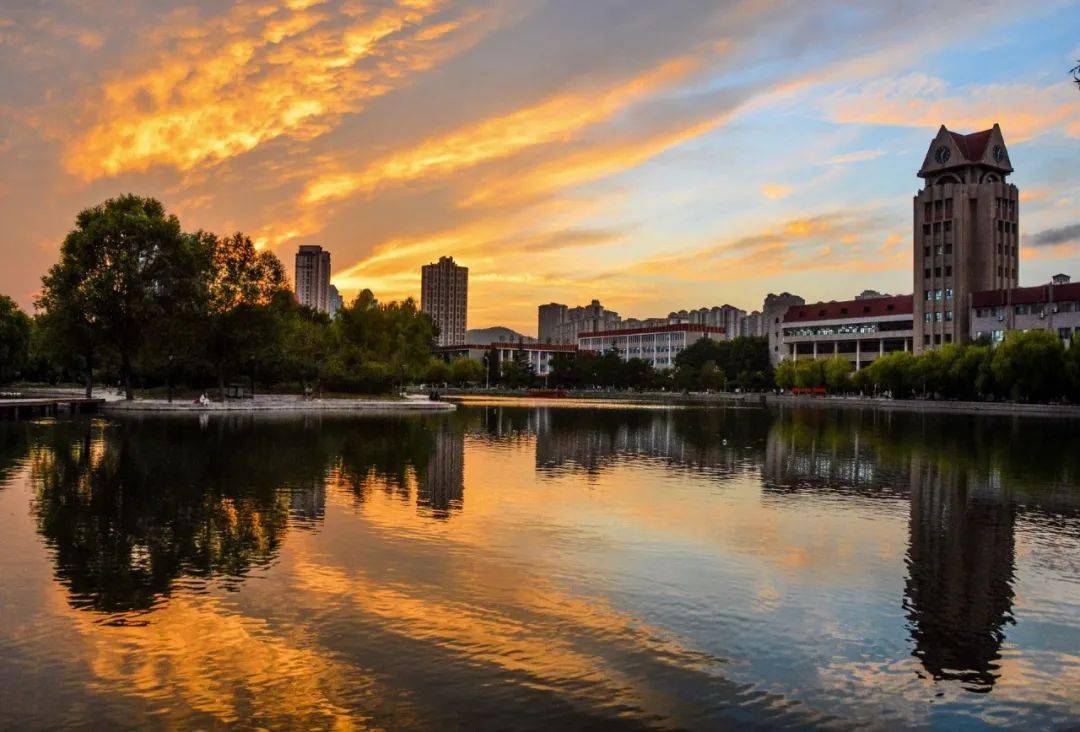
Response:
[0,403,1077,729]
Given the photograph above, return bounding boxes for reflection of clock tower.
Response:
[913,124,1017,353]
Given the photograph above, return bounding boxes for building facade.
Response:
[436,342,576,377]
[328,284,343,317]
[295,245,332,312]
[914,124,1017,353]
[970,275,1080,344]
[782,294,914,369]
[538,303,567,343]
[577,324,725,370]
[421,256,468,347]
[763,292,805,366]
[740,311,763,338]
[543,300,621,344]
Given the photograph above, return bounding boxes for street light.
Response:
[167,354,174,403]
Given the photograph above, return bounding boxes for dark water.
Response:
[0,400,1077,729]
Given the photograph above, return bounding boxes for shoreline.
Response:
[102,395,455,414]
[438,389,1080,419]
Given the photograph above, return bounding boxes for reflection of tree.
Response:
[904,458,1015,692]
[0,421,30,488]
[527,407,771,476]
[30,417,332,613]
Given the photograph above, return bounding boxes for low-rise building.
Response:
[970,275,1080,344]
[781,295,915,369]
[577,324,725,370]
[435,342,577,377]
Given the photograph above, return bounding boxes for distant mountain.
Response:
[466,326,535,345]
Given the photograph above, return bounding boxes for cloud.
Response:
[1027,222,1080,247]
[301,57,701,204]
[827,150,885,165]
[823,73,1080,141]
[760,184,792,200]
[63,0,491,179]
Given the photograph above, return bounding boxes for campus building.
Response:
[781,294,914,369]
[538,300,621,344]
[970,274,1080,344]
[421,256,468,347]
[914,124,1017,353]
[764,292,805,366]
[577,323,725,370]
[436,342,577,377]
[295,245,332,313]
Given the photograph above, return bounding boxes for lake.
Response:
[1,401,1077,729]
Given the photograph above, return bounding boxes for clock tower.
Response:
[913,124,1017,353]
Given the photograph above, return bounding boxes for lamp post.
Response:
[167,354,174,403]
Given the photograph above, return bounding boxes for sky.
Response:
[1,0,1077,336]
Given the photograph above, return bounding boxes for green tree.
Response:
[823,356,853,393]
[0,295,32,383]
[424,358,452,385]
[991,329,1065,402]
[864,351,916,398]
[449,357,484,386]
[698,359,726,391]
[774,360,796,390]
[38,196,202,399]
[794,359,825,389]
[201,232,289,400]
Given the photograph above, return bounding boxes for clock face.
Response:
[992,144,1005,162]
[934,146,951,164]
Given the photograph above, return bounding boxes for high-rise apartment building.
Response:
[328,284,343,317]
[914,124,1017,353]
[421,256,468,346]
[295,245,332,312]
[538,303,567,343]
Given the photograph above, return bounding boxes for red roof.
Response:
[949,129,993,161]
[436,342,578,352]
[971,282,1080,308]
[578,324,726,338]
[783,295,914,323]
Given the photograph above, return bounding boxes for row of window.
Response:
[924,265,953,279]
[923,243,954,258]
[922,220,953,236]
[993,197,1016,220]
[924,288,953,302]
[996,219,1018,235]
[922,333,954,346]
[973,328,1074,343]
[923,198,954,221]
[923,311,954,323]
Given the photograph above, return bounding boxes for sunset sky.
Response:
[1,0,1077,335]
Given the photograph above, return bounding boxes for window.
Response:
[934,267,942,277]
[944,310,953,322]
[945,265,952,277]
[934,334,942,345]
[934,312,943,322]
[923,335,931,346]
[944,220,952,232]
[1015,305,1029,315]
[925,291,934,301]
[944,288,953,300]
[992,330,1005,343]
[924,246,931,257]
[935,289,944,301]
[944,199,953,218]
[924,268,931,279]
[923,224,931,235]
[943,243,953,255]
[924,313,933,323]
[944,333,952,343]
[924,202,932,220]
[1059,327,1073,340]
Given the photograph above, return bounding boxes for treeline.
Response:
[459,336,774,391]
[1,195,438,397]
[775,330,1080,402]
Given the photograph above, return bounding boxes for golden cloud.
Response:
[63,0,486,179]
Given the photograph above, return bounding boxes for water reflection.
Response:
[21,415,476,615]
[0,405,1076,727]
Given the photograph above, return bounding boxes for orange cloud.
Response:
[824,73,1080,141]
[63,0,486,179]
[301,57,700,204]
[761,184,792,200]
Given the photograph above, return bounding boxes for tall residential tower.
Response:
[421,256,468,347]
[295,245,332,312]
[914,124,1017,353]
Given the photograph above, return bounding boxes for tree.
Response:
[449,357,484,386]
[38,195,202,399]
[991,330,1065,402]
[0,295,32,383]
[774,361,796,390]
[823,357,853,393]
[864,351,916,398]
[201,232,290,400]
[794,359,825,389]
[698,360,726,391]
[424,359,451,385]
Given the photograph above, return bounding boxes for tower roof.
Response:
[918,123,1012,178]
